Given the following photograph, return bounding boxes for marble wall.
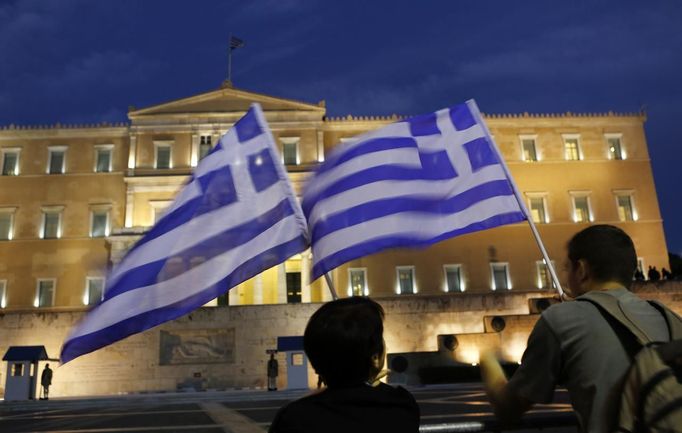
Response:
[0,281,679,397]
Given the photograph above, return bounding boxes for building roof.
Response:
[2,346,49,362]
[128,85,325,119]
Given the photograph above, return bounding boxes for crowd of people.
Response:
[269,225,682,433]
[635,265,679,281]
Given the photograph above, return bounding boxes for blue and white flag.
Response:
[302,100,527,281]
[61,104,308,363]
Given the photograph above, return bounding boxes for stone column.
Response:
[320,271,334,302]
[128,135,137,171]
[277,264,287,304]
[252,273,263,305]
[317,130,325,162]
[124,185,134,228]
[229,285,240,306]
[190,134,199,167]
[301,251,311,303]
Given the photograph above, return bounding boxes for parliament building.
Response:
[0,85,669,312]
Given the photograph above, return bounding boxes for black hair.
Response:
[303,297,385,388]
[567,224,637,288]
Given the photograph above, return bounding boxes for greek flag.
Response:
[303,100,527,281]
[61,104,308,363]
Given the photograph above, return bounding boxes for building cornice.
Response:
[324,110,646,125]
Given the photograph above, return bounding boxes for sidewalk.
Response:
[0,387,309,413]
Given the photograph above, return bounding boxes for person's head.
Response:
[45,364,49,368]
[304,297,385,388]
[566,224,637,296]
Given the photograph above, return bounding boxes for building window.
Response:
[520,136,537,162]
[12,364,23,377]
[606,134,624,160]
[48,147,67,174]
[528,195,548,224]
[41,208,63,239]
[490,263,511,290]
[199,135,212,161]
[616,194,636,221]
[90,209,110,237]
[85,277,105,305]
[396,266,416,294]
[444,264,464,292]
[0,280,6,308]
[149,200,172,225]
[286,272,302,303]
[94,145,113,173]
[0,209,15,241]
[348,268,368,296]
[571,194,593,223]
[1,148,20,175]
[563,136,581,161]
[536,260,556,289]
[155,142,172,169]
[281,138,299,165]
[36,279,55,307]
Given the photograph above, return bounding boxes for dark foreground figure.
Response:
[269,297,420,433]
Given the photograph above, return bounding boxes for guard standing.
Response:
[40,364,52,400]
[267,352,278,391]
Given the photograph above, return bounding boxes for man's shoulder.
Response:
[541,298,593,321]
[535,297,609,339]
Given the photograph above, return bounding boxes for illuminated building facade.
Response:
[0,86,668,311]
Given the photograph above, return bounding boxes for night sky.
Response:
[1,0,680,254]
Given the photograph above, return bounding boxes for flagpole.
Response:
[323,272,339,300]
[466,100,566,300]
[227,33,233,85]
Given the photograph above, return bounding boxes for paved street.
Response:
[0,384,576,433]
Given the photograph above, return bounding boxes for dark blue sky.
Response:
[1,0,681,255]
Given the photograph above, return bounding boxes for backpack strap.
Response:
[646,300,682,341]
[577,291,654,347]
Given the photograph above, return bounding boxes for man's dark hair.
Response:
[304,297,384,388]
[567,224,637,287]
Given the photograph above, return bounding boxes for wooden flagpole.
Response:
[467,100,566,300]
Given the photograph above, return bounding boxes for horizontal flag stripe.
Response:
[311,212,526,280]
[70,215,306,340]
[312,195,524,263]
[310,179,515,241]
[302,161,459,216]
[104,198,294,301]
[323,122,412,165]
[107,181,289,287]
[302,147,421,199]
[62,234,308,364]
[161,181,201,220]
[129,166,239,253]
[306,164,507,228]
[316,137,418,176]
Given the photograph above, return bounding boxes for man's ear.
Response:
[576,259,590,283]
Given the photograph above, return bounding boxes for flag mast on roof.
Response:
[225,34,245,88]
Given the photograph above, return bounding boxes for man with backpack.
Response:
[480,225,682,433]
